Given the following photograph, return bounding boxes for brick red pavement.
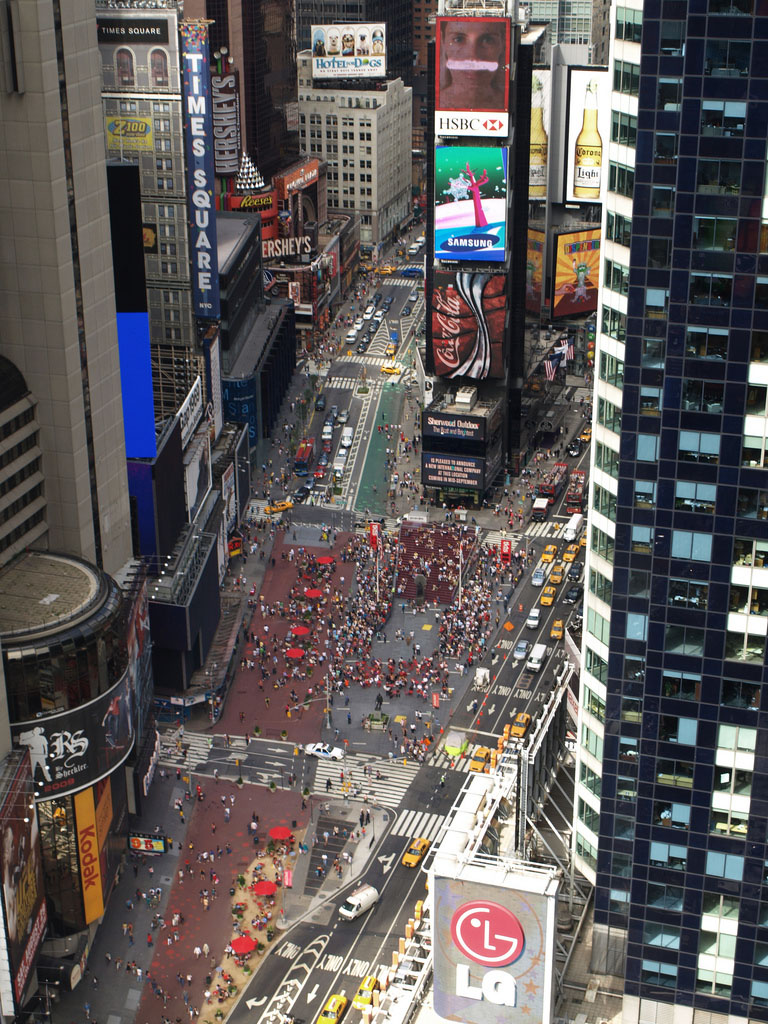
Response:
[135,779,307,1022]
[212,531,357,746]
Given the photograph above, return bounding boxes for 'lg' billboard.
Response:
[433,876,556,1024]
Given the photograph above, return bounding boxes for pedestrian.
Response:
[194,946,202,959]
[326,778,331,792]
[147,933,153,946]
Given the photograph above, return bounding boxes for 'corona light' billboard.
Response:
[564,67,609,203]
[435,17,510,138]
[552,228,600,318]
[311,24,386,78]
[430,271,507,378]
[434,146,508,263]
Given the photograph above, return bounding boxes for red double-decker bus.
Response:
[565,469,586,513]
[537,462,569,505]
[293,438,315,476]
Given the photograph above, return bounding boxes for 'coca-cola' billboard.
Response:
[430,271,507,379]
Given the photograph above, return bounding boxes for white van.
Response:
[333,455,347,475]
[345,329,358,343]
[563,513,584,543]
[339,883,380,920]
[407,243,421,256]
[526,642,548,673]
[340,426,354,448]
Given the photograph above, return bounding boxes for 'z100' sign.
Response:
[423,454,484,489]
[181,22,220,320]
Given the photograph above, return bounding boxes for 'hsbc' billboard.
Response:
[433,876,556,1024]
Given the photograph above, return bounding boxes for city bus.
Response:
[293,438,315,476]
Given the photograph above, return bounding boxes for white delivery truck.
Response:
[563,513,584,542]
[339,883,380,920]
[526,642,548,673]
[340,426,354,448]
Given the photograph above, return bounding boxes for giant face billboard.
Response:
[180,22,220,320]
[184,433,212,523]
[434,147,508,263]
[431,271,506,378]
[0,755,47,1010]
[12,673,136,800]
[565,68,610,203]
[435,17,511,138]
[311,24,386,78]
[552,229,600,318]
[526,229,545,314]
[433,876,556,1024]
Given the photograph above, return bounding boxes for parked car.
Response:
[337,409,350,424]
[402,305,412,316]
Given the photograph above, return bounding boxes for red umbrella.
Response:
[304,588,324,599]
[291,624,311,636]
[317,555,335,565]
[253,879,278,896]
[285,647,305,659]
[269,825,294,841]
[231,935,257,955]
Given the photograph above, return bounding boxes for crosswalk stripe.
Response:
[391,811,445,843]
[310,755,419,806]
[428,750,474,773]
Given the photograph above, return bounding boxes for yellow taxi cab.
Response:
[265,499,294,515]
[380,362,404,376]
[541,543,558,563]
[401,837,430,868]
[377,265,397,275]
[468,746,491,773]
[549,562,566,585]
[550,619,564,640]
[318,994,348,1024]
[579,532,587,549]
[563,543,580,562]
[510,712,532,738]
[540,586,557,607]
[385,342,397,358]
[352,976,380,1010]
[579,426,592,444]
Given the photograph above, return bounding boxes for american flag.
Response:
[545,355,560,380]
[567,339,574,360]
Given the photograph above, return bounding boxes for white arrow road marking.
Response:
[488,704,496,714]
[306,985,319,1003]
[247,997,266,1009]
[377,853,395,874]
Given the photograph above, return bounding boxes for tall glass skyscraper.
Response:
[574,1,768,1020]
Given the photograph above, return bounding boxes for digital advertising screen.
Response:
[564,68,610,203]
[423,412,486,443]
[529,69,551,198]
[0,754,47,1010]
[12,673,136,800]
[423,453,485,490]
[526,229,545,314]
[311,24,386,78]
[430,271,506,378]
[434,146,508,263]
[552,229,600,318]
[184,433,212,522]
[435,17,510,138]
[432,876,556,1024]
[117,312,157,459]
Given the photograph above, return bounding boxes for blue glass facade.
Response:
[588,0,768,1017]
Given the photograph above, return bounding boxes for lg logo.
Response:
[451,900,525,1007]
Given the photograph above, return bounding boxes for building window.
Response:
[631,526,653,553]
[636,434,659,461]
[651,187,674,217]
[693,216,738,251]
[640,386,662,415]
[594,482,617,518]
[615,5,643,40]
[601,308,627,345]
[657,77,682,110]
[587,607,610,645]
[611,111,637,147]
[701,100,747,137]
[591,525,615,563]
[613,59,639,96]
[609,162,635,198]
[671,530,712,561]
[675,480,716,513]
[627,612,648,641]
[629,569,650,597]
[689,273,732,306]
[649,841,687,870]
[648,883,684,910]
[679,430,720,464]
[116,48,135,87]
[633,480,656,510]
[578,797,600,833]
[150,48,169,87]
[705,39,750,76]
[668,578,708,610]
[595,441,619,477]
[706,851,744,880]
[576,834,597,869]
[721,678,760,709]
[607,211,632,246]
[585,647,608,685]
[580,760,602,796]
[686,326,727,359]
[697,158,741,195]
[581,725,603,760]
[683,380,724,413]
[654,133,677,163]
[604,258,629,296]
[597,397,622,431]
[648,239,672,269]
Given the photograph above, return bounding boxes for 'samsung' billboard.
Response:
[433,876,556,1024]
[435,17,510,138]
[311,24,385,78]
[552,228,600,318]
[434,146,508,263]
[431,271,506,378]
[564,68,609,203]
